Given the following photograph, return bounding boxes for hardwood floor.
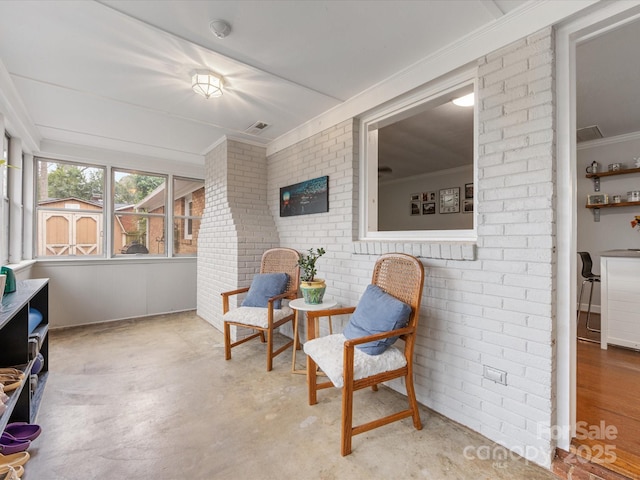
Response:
[575,312,640,479]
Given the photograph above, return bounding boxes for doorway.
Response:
[557,3,640,477]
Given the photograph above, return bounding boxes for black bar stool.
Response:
[577,251,601,333]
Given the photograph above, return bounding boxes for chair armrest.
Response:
[221,287,250,314]
[306,306,356,320]
[221,287,250,299]
[305,307,355,340]
[266,289,299,306]
[343,326,414,348]
[342,326,415,384]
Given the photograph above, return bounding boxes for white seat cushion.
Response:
[223,306,293,329]
[303,333,407,388]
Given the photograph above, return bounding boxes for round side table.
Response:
[289,297,338,374]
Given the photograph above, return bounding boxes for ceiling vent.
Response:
[245,121,270,135]
[577,125,603,143]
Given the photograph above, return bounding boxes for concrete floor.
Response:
[23,311,559,480]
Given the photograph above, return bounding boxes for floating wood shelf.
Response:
[586,166,640,179]
[585,201,640,209]
[585,167,640,220]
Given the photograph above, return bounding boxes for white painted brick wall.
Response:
[197,139,280,335]
[263,27,558,464]
[197,27,557,469]
[470,26,556,467]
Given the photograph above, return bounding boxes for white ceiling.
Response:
[576,17,640,141]
[0,0,631,178]
[0,0,527,167]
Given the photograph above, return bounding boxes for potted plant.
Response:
[298,247,326,304]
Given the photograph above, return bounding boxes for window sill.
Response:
[3,259,37,273]
[35,256,196,267]
[353,240,476,261]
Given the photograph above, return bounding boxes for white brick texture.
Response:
[197,139,280,334]
[197,27,557,469]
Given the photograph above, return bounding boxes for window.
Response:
[36,159,105,256]
[113,169,166,256]
[35,158,202,258]
[360,75,477,241]
[173,177,203,256]
[1,134,8,263]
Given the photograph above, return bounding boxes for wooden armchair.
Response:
[221,248,301,371]
[303,253,425,455]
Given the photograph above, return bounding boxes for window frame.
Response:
[1,133,9,264]
[184,193,193,240]
[359,70,478,242]
[33,158,203,260]
[172,176,203,257]
[35,158,106,258]
[112,168,167,257]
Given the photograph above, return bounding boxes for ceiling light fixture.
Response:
[192,71,223,99]
[209,19,231,39]
[452,92,474,107]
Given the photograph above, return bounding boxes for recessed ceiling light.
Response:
[209,19,231,39]
[452,92,474,107]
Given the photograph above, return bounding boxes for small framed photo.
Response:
[465,183,474,199]
[422,202,435,215]
[410,201,421,215]
[411,193,420,202]
[422,191,436,202]
[463,199,474,213]
[439,187,460,214]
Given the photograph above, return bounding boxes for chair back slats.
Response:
[261,248,301,298]
[371,253,425,327]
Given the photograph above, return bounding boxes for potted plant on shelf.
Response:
[298,247,326,304]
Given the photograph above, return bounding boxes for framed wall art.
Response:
[422,191,436,202]
[465,183,474,199]
[280,175,329,217]
[439,187,460,214]
[410,201,421,215]
[422,202,435,215]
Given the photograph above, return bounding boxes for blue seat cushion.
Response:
[241,273,289,309]
[343,284,411,355]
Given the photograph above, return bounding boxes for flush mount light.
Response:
[192,71,223,99]
[452,92,474,107]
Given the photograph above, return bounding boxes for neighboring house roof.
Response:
[135,179,202,211]
[38,197,103,208]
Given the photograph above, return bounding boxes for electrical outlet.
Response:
[483,365,507,385]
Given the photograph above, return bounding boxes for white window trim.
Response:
[1,133,10,264]
[359,68,478,243]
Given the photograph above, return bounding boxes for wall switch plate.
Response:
[483,365,507,385]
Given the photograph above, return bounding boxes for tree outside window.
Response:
[36,159,105,257]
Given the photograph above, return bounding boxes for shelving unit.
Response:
[0,278,49,432]
[586,166,640,191]
[585,167,640,221]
